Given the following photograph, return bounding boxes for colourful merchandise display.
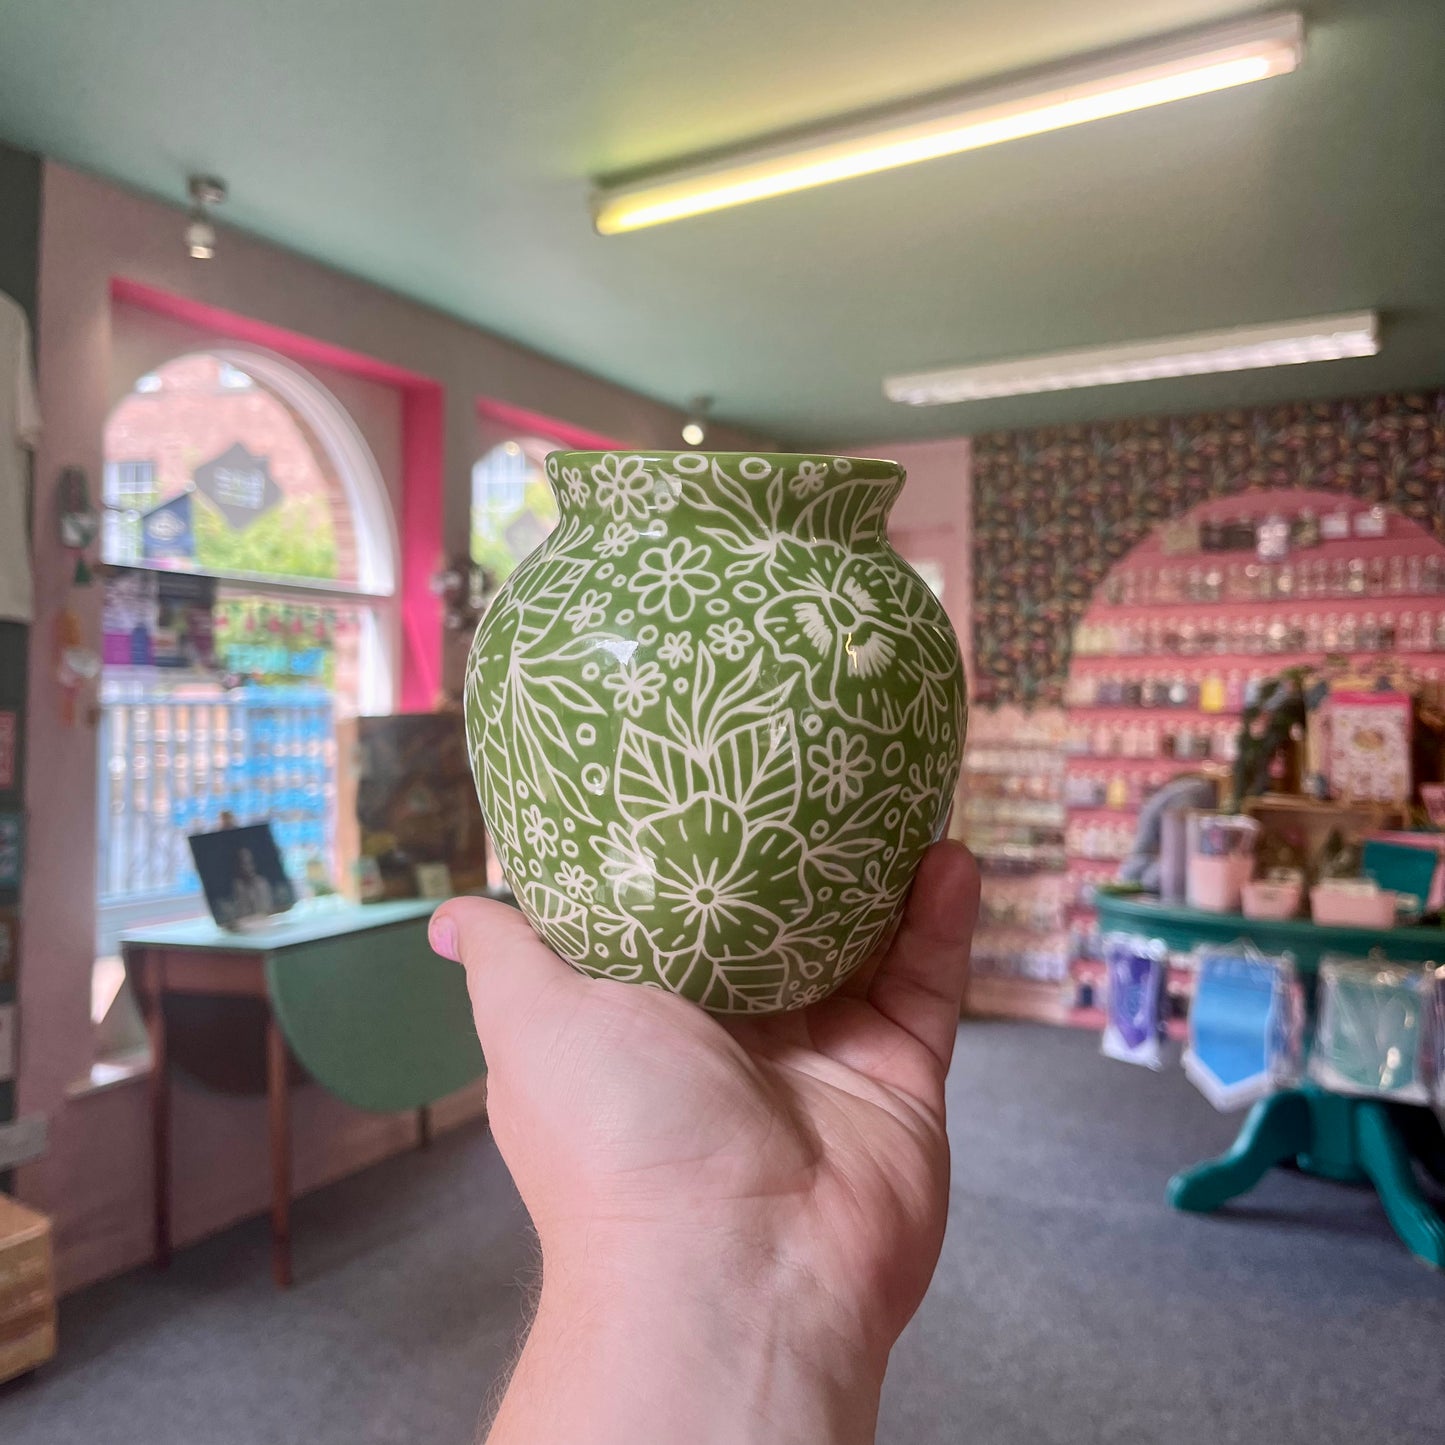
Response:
[1060,489,1445,1024]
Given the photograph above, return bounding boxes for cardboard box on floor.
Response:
[0,1194,56,1383]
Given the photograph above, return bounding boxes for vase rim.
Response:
[547,449,903,472]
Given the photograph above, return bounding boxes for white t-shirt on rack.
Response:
[0,290,41,624]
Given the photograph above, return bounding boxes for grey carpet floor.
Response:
[2,1021,1442,1444]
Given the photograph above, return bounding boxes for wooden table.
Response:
[1095,895,1445,1267]
[122,900,485,1287]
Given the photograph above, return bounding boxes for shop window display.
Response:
[96,351,395,949]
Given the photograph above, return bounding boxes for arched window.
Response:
[97,349,397,943]
[470,437,559,582]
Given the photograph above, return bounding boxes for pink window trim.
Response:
[108,277,443,710]
[475,396,621,452]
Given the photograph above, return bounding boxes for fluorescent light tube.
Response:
[884,312,1380,405]
[592,11,1303,235]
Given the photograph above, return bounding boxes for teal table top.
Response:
[120,898,437,953]
[1095,895,1445,971]
[122,897,483,1110]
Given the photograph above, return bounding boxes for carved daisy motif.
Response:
[591,453,652,522]
[806,726,876,813]
[628,536,719,622]
[602,656,666,718]
[595,521,637,557]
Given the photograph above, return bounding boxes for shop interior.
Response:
[1,2,1444,1442]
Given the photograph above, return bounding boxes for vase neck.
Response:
[546,451,905,545]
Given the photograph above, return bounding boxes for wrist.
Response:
[490,1226,886,1445]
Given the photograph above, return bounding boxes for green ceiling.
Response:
[0,0,1441,444]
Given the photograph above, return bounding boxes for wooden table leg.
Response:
[266,1012,293,1288]
[140,953,171,1271]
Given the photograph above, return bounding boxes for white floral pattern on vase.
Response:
[465,452,967,1014]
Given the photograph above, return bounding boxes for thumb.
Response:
[429,897,587,1061]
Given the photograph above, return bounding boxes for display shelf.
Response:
[1062,706,1242,723]
[1063,754,1215,771]
[1083,589,1445,620]
[963,804,1066,827]
[965,974,1070,1025]
[1069,646,1440,670]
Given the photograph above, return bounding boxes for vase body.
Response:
[464,452,966,1013]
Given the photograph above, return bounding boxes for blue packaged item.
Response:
[1184,944,1298,1112]
[1101,932,1167,1071]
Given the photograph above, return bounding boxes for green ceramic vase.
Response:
[464,452,966,1013]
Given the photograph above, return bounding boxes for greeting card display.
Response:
[1320,691,1412,803]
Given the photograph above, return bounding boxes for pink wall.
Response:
[19,162,766,1293]
[852,437,974,687]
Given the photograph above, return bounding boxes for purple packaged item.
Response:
[1101,932,1167,1070]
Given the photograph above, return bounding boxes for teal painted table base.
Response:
[1168,1086,1445,1269]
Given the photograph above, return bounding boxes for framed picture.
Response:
[0,1005,14,1082]
[187,823,296,929]
[0,908,16,989]
[0,813,22,889]
[0,711,16,790]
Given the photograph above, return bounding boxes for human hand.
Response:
[430,839,980,1445]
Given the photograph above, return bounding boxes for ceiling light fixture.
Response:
[185,174,227,260]
[884,311,1380,405]
[592,11,1303,235]
[681,395,712,447]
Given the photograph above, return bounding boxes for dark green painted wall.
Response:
[0,140,40,1149]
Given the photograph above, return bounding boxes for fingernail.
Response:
[429,914,460,962]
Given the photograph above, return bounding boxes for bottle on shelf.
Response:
[1199,671,1226,713]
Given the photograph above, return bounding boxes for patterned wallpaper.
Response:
[970,390,1445,708]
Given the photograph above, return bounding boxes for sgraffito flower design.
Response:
[628,536,719,622]
[591,453,652,522]
[602,656,666,718]
[806,726,876,813]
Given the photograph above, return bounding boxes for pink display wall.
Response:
[18,162,766,1292]
[852,436,974,682]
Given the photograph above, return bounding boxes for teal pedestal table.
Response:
[1094,896,1445,1268]
[122,900,485,1287]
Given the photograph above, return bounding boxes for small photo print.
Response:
[414,862,453,900]
[188,823,296,929]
